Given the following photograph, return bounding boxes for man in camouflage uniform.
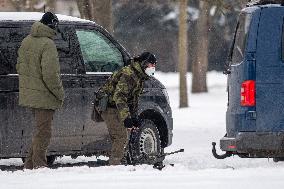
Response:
[16,12,64,169]
[97,52,157,165]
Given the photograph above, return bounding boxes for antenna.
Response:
[44,4,46,13]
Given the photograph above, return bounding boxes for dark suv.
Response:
[0,12,173,164]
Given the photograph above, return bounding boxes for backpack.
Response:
[91,68,125,122]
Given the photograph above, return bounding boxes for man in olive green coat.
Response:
[16,12,64,169]
[96,52,157,165]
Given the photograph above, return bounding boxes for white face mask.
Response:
[145,67,155,76]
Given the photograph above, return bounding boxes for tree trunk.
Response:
[76,0,93,20]
[46,0,56,12]
[28,0,37,11]
[192,0,209,93]
[92,0,113,33]
[10,0,45,11]
[10,0,22,11]
[76,0,113,33]
[178,0,188,108]
[239,0,249,7]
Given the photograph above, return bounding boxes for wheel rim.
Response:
[139,128,158,154]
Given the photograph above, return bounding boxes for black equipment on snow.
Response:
[127,128,184,170]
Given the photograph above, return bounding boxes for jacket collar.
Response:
[131,60,149,80]
[30,21,57,39]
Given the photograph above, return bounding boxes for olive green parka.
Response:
[98,61,149,122]
[16,21,64,110]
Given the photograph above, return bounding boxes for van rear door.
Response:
[226,8,260,137]
[255,8,284,132]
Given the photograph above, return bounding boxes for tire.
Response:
[273,157,284,162]
[21,155,56,167]
[128,119,162,164]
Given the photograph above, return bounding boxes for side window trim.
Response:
[75,25,130,71]
[55,24,82,75]
[231,13,252,65]
[75,26,124,73]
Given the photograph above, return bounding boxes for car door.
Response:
[0,25,33,157]
[0,23,85,157]
[226,9,261,137]
[255,8,284,132]
[20,24,85,154]
[75,25,127,153]
[46,24,85,153]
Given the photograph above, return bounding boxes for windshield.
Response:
[230,13,252,65]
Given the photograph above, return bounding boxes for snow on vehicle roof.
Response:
[0,12,94,23]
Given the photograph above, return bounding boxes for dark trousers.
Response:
[101,108,128,165]
[24,109,55,169]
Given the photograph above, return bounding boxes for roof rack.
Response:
[247,0,284,6]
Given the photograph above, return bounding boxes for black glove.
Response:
[131,117,141,127]
[124,117,133,129]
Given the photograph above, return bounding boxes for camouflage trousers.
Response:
[101,108,128,165]
[24,109,54,169]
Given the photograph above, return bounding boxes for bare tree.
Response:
[178,0,188,108]
[76,0,113,33]
[10,0,37,11]
[93,0,113,33]
[10,0,55,12]
[192,0,209,93]
[76,0,93,20]
[46,0,56,12]
[191,0,249,93]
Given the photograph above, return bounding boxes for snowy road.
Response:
[1,72,284,189]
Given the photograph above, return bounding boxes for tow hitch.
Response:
[212,142,233,159]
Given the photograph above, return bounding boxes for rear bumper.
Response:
[220,132,284,157]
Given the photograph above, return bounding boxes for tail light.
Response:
[241,80,255,106]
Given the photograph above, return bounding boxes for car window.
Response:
[0,25,77,75]
[231,13,252,65]
[0,27,30,75]
[55,26,75,74]
[76,29,124,73]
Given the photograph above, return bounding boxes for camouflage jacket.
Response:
[98,60,149,122]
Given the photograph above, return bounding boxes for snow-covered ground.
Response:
[1,72,284,189]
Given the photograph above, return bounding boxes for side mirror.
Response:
[223,60,231,75]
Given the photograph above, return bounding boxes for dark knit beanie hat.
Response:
[40,12,59,30]
[134,52,157,69]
